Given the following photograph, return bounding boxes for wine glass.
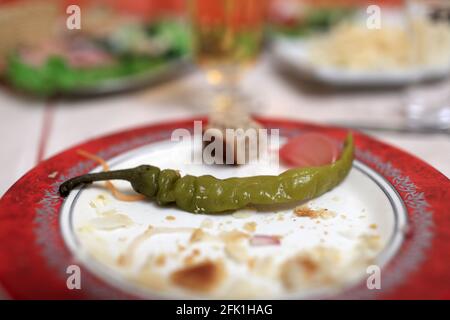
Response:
[189,0,267,116]
[404,0,450,131]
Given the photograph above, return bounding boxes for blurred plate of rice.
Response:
[271,15,450,86]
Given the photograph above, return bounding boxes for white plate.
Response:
[60,138,407,299]
[272,38,450,87]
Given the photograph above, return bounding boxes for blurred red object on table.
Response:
[61,0,186,19]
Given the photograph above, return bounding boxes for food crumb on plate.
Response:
[294,205,336,219]
[243,221,257,233]
[155,254,167,267]
[358,234,381,251]
[190,228,215,243]
[280,247,341,291]
[165,215,176,221]
[184,249,201,265]
[220,230,250,244]
[170,260,225,293]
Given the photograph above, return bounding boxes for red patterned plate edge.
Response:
[0,117,448,300]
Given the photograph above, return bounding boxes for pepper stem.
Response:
[59,169,136,197]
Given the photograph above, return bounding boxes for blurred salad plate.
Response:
[3,19,192,97]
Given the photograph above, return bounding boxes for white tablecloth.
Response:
[1,56,449,196]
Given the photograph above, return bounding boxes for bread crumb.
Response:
[243,221,257,233]
[247,257,256,269]
[190,228,215,243]
[155,254,167,267]
[165,215,176,221]
[280,247,340,290]
[184,249,201,265]
[359,234,381,251]
[89,194,108,209]
[294,205,336,219]
[96,194,107,205]
[220,230,250,244]
[190,229,204,242]
[170,260,225,292]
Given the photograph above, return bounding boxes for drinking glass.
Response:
[404,0,450,131]
[189,0,267,114]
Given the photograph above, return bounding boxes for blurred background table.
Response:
[1,54,449,195]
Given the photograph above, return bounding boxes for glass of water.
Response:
[404,0,450,131]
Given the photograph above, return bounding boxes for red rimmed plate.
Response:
[0,118,449,299]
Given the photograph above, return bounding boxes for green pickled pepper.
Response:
[60,134,354,214]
